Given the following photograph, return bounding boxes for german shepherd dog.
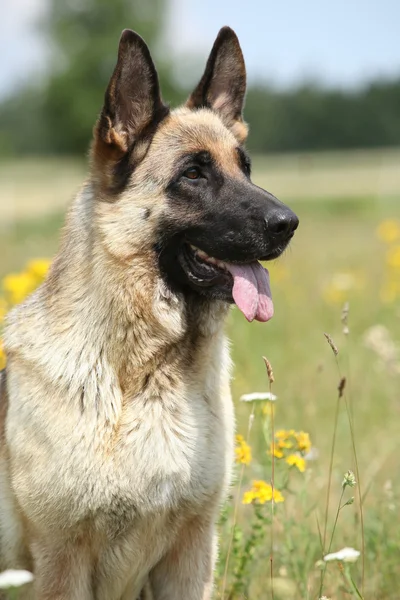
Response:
[0,27,298,599]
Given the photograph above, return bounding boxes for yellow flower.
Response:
[377,219,400,244]
[26,259,51,281]
[235,434,252,465]
[276,429,293,439]
[0,341,6,370]
[278,438,294,449]
[270,429,312,463]
[271,488,284,503]
[270,431,294,458]
[386,246,400,270]
[254,480,274,503]
[269,442,284,458]
[296,431,311,454]
[242,490,257,504]
[3,272,37,306]
[286,454,306,472]
[243,480,284,504]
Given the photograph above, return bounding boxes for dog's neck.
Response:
[5,184,230,418]
[53,183,228,354]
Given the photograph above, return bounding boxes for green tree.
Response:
[244,79,400,154]
[41,0,183,153]
[0,0,182,156]
[1,1,400,157]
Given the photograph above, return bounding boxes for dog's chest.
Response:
[8,338,234,535]
[108,391,228,512]
[47,383,234,535]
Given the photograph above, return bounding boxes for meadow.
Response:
[1,150,400,598]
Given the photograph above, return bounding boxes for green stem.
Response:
[221,403,255,599]
[327,488,345,556]
[230,504,267,596]
[320,487,345,596]
[343,563,364,599]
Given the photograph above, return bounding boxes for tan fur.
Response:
[0,26,253,598]
[0,106,242,599]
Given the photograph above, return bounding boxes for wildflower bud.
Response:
[343,496,354,506]
[342,470,356,489]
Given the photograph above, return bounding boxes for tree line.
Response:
[1,0,399,156]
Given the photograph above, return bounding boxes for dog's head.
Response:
[91,28,298,323]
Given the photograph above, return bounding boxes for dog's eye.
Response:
[183,167,201,180]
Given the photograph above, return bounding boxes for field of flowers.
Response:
[1,159,400,598]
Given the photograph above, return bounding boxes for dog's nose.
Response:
[265,207,299,238]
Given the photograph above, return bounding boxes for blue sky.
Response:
[1,0,400,98]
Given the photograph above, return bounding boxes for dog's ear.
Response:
[186,27,248,142]
[93,30,169,187]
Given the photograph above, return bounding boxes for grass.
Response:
[1,153,400,598]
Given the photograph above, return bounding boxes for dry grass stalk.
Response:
[263,357,276,600]
[263,356,275,383]
[324,332,339,356]
[338,377,346,398]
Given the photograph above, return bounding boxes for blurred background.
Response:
[1,0,400,597]
[1,0,400,218]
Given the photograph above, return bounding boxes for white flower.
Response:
[240,392,277,402]
[0,569,34,589]
[342,470,356,489]
[324,547,360,563]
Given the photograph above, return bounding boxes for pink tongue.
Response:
[225,262,274,323]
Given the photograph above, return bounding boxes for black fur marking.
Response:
[236,147,251,178]
[100,29,168,147]
[112,151,135,194]
[142,374,151,390]
[79,387,85,413]
[110,103,170,195]
[157,151,299,301]
[98,29,170,195]
[187,27,246,123]
[169,151,213,185]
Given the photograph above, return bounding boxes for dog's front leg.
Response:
[29,537,93,600]
[149,514,217,600]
